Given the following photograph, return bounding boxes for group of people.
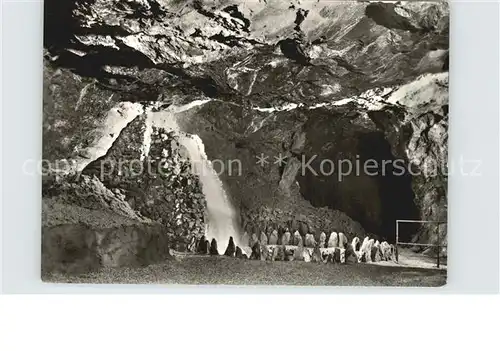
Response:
[187,230,396,264]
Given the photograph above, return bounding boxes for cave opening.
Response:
[357,132,421,242]
[297,130,420,243]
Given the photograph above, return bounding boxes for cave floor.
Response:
[43,255,446,287]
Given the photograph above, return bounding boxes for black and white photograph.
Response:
[41,0,449,286]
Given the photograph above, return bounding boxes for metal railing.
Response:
[395,220,447,268]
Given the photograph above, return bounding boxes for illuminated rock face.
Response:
[42,0,449,260]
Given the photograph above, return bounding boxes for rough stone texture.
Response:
[197,235,208,254]
[42,222,171,274]
[271,245,286,262]
[235,246,244,259]
[344,244,356,264]
[187,236,197,253]
[42,58,127,171]
[224,237,236,257]
[83,122,207,245]
[210,238,219,255]
[250,242,261,260]
[41,173,177,273]
[43,175,147,227]
[43,0,449,250]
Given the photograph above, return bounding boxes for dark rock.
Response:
[365,2,420,32]
[224,236,236,257]
[197,236,208,254]
[209,238,219,255]
[42,223,171,274]
[277,38,312,66]
[250,242,261,260]
[235,246,244,259]
[327,253,335,263]
[298,222,309,236]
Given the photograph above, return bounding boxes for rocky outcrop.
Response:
[210,238,219,255]
[224,237,236,257]
[42,221,171,274]
[83,120,208,244]
[197,235,209,254]
[42,175,175,274]
[235,246,244,259]
[250,241,261,260]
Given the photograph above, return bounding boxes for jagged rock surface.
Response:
[83,120,207,244]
